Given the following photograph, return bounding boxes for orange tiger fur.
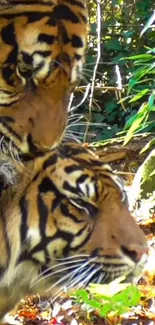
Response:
[0,0,87,153]
[0,142,148,322]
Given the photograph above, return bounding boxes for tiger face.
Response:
[0,142,148,320]
[0,0,87,153]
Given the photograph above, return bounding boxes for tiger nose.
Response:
[121,245,148,263]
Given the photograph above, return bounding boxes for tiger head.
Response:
[0,0,87,154]
[0,142,148,309]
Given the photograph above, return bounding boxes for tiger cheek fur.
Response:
[0,0,87,153]
[0,143,148,322]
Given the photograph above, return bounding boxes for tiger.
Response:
[0,141,148,322]
[0,0,87,154]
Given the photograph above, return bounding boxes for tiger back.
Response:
[0,0,87,153]
[0,142,148,322]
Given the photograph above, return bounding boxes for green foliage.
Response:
[122,41,155,144]
[73,0,155,143]
[72,285,141,318]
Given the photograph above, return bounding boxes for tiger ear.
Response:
[52,158,98,201]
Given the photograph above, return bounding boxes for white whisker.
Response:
[67,114,84,121]
[46,254,89,262]
[9,139,17,163]
[70,84,91,111]
[65,264,95,290]
[66,131,84,135]
[50,263,97,303]
[63,133,81,143]
[46,257,97,293]
[96,272,106,283]
[32,258,88,284]
[0,136,5,153]
[34,263,83,286]
[78,265,103,288]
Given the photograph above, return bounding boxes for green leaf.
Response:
[86,299,102,309]
[73,289,89,303]
[124,111,148,144]
[127,78,137,93]
[112,286,141,307]
[122,54,153,60]
[140,138,155,154]
[124,113,141,130]
[129,89,150,103]
[148,91,155,110]
[99,303,113,317]
[94,113,105,123]
[118,95,132,104]
[90,23,97,34]
[104,39,122,51]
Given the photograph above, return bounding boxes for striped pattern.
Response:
[0,0,87,153]
[0,142,147,320]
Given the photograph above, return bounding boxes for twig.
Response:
[76,85,128,91]
[83,0,101,142]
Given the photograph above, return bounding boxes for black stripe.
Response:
[64,164,83,173]
[27,134,38,153]
[61,26,70,44]
[2,66,15,87]
[52,5,80,23]
[0,89,13,95]
[3,0,52,5]
[1,11,52,19]
[76,175,89,195]
[74,157,93,166]
[63,181,78,195]
[19,195,28,243]
[0,266,5,278]
[6,48,18,65]
[0,118,22,141]
[79,12,87,23]
[77,174,88,184]
[94,183,99,200]
[51,196,61,212]
[71,199,98,217]
[33,50,52,57]
[27,11,50,23]
[0,116,15,123]
[38,194,48,238]
[0,99,19,108]
[74,53,82,60]
[18,253,41,264]
[46,17,57,26]
[38,33,56,44]
[60,144,87,157]
[72,35,83,48]
[29,229,73,255]
[63,0,86,9]
[90,159,105,166]
[1,23,16,46]
[70,227,93,251]
[39,177,59,194]
[60,202,84,223]
[0,6,85,23]
[0,216,11,276]
[43,153,58,169]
